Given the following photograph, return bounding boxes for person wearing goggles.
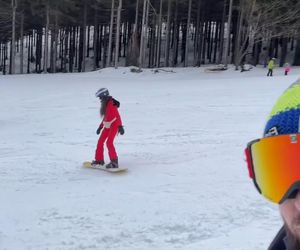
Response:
[245,79,300,250]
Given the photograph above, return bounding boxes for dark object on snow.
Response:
[153,68,176,74]
[240,64,253,72]
[130,67,143,73]
[205,64,227,72]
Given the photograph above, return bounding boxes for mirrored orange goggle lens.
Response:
[251,134,300,203]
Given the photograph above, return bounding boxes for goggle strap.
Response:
[244,148,254,179]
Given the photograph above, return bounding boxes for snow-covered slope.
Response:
[1,66,299,250]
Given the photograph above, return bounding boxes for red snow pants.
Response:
[95,125,118,161]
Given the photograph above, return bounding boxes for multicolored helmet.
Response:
[95,88,109,99]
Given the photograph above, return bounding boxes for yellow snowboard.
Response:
[83,161,127,173]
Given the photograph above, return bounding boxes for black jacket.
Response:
[268,227,287,250]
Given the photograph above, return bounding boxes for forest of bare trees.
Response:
[0,0,299,74]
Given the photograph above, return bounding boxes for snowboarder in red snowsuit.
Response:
[92,88,124,168]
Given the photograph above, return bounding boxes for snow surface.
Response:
[1,66,300,250]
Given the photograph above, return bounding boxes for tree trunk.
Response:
[280,37,288,67]
[165,0,172,67]
[99,25,103,64]
[218,0,226,64]
[114,0,122,69]
[144,0,149,67]
[139,0,147,69]
[36,29,43,73]
[184,0,192,67]
[75,27,79,69]
[181,24,187,63]
[44,0,50,73]
[274,38,279,59]
[11,0,17,74]
[224,0,233,67]
[207,21,212,62]
[107,0,115,67]
[126,0,140,66]
[213,22,220,63]
[293,40,300,65]
[3,44,7,75]
[156,0,163,67]
[51,11,58,73]
[27,33,31,73]
[20,12,24,74]
[87,26,90,58]
[123,22,128,58]
[63,28,69,72]
[201,21,207,64]
[93,8,99,71]
[234,2,244,70]
[172,0,179,66]
[69,26,75,72]
[82,1,87,72]
[102,26,108,68]
[194,0,201,66]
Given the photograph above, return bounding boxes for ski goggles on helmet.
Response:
[245,133,300,204]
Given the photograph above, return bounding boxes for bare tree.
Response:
[235,0,300,68]
[107,0,115,67]
[11,0,17,74]
[139,0,148,70]
[43,0,50,73]
[223,0,233,67]
[184,0,192,67]
[0,0,299,75]
[126,0,140,67]
[20,11,24,74]
[114,0,122,69]
[81,0,87,72]
[164,0,172,67]
[156,0,163,67]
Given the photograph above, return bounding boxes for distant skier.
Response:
[267,58,275,76]
[92,88,124,168]
[284,62,291,76]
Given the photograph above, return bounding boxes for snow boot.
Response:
[92,160,105,166]
[106,158,118,169]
